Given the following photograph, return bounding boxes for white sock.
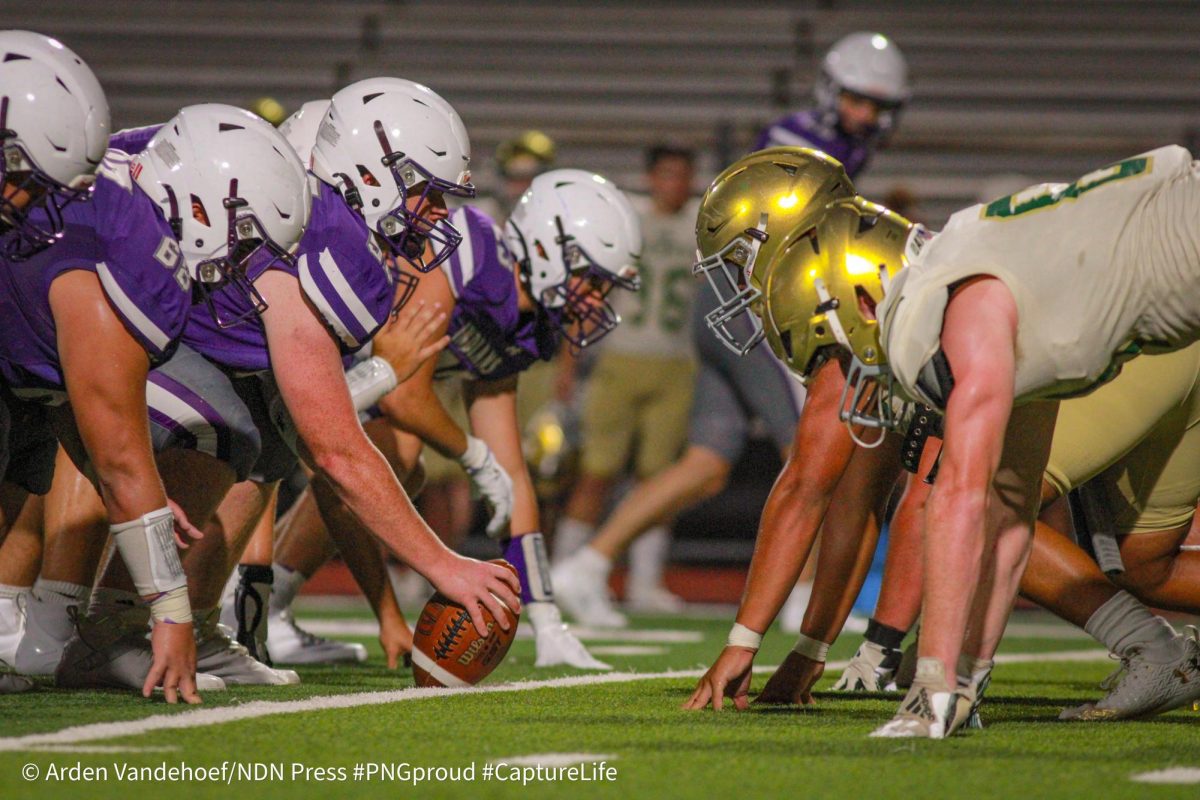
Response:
[270,564,306,613]
[0,583,30,600]
[1084,590,1176,656]
[574,546,614,579]
[553,518,595,565]
[33,578,88,603]
[628,525,671,594]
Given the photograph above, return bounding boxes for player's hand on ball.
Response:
[374,299,449,384]
[428,554,521,638]
[146,621,200,705]
[683,646,755,711]
[756,651,824,705]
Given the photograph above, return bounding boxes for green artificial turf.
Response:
[1,605,1197,800]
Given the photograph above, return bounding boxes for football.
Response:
[410,560,521,688]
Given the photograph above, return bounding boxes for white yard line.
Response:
[0,648,1110,753]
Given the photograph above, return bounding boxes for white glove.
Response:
[458,436,514,538]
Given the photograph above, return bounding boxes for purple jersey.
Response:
[439,206,561,381]
[0,148,191,397]
[182,177,396,372]
[754,109,870,179]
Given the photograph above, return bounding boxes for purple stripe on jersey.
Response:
[304,254,371,343]
[147,370,231,462]
[147,407,198,452]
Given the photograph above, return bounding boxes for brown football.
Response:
[411,559,520,688]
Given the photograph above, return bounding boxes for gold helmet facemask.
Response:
[692,147,854,356]
[761,196,923,446]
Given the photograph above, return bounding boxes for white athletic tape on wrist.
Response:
[792,633,829,662]
[458,435,490,471]
[150,585,193,624]
[110,507,187,598]
[726,622,763,651]
[346,356,398,414]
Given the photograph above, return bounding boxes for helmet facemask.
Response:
[367,120,474,273]
[0,99,91,260]
[521,214,640,349]
[692,214,769,356]
[175,177,297,329]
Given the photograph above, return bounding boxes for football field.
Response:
[2,602,1198,800]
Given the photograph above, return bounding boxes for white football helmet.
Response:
[133,104,311,327]
[279,99,330,167]
[0,30,110,259]
[504,168,642,348]
[815,32,910,140]
[310,77,474,272]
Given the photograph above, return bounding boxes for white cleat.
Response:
[625,585,687,615]
[267,607,367,665]
[14,587,80,676]
[870,658,964,739]
[528,602,611,670]
[195,610,299,686]
[56,609,226,693]
[0,593,27,664]
[550,555,628,628]
[1060,633,1200,721]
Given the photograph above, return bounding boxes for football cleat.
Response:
[0,659,33,694]
[870,658,964,739]
[0,592,26,664]
[1060,633,1200,721]
[550,555,628,629]
[14,587,79,675]
[56,608,225,692]
[194,610,299,685]
[528,601,611,670]
[267,607,368,665]
[833,640,903,692]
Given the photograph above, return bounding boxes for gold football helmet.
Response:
[693,147,854,355]
[761,196,923,436]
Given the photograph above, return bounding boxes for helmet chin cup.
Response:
[838,356,902,449]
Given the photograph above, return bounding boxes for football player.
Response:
[259,167,642,670]
[551,143,700,623]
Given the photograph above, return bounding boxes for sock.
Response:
[865,618,907,651]
[1083,590,1176,657]
[235,565,274,665]
[270,563,306,613]
[628,525,670,593]
[0,583,29,600]
[575,545,614,577]
[914,656,949,688]
[33,579,89,603]
[504,533,553,604]
[552,518,595,565]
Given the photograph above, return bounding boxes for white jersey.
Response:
[601,194,699,359]
[878,145,1200,406]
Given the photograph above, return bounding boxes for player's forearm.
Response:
[307,439,453,574]
[378,384,468,459]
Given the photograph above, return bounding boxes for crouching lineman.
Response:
[15,81,519,691]
[249,165,643,670]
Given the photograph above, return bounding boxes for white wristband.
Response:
[792,633,830,663]
[726,622,763,651]
[346,356,398,413]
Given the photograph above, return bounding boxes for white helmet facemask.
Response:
[133,104,310,327]
[504,169,642,349]
[0,30,110,260]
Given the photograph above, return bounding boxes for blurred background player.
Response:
[550,34,910,630]
[551,144,700,623]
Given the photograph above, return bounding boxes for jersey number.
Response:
[154,236,191,291]
[628,266,690,333]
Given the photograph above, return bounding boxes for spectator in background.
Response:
[756,31,909,170]
[551,145,701,623]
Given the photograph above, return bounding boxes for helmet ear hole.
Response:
[854,284,878,319]
[534,240,548,262]
[190,195,210,226]
[356,164,380,188]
